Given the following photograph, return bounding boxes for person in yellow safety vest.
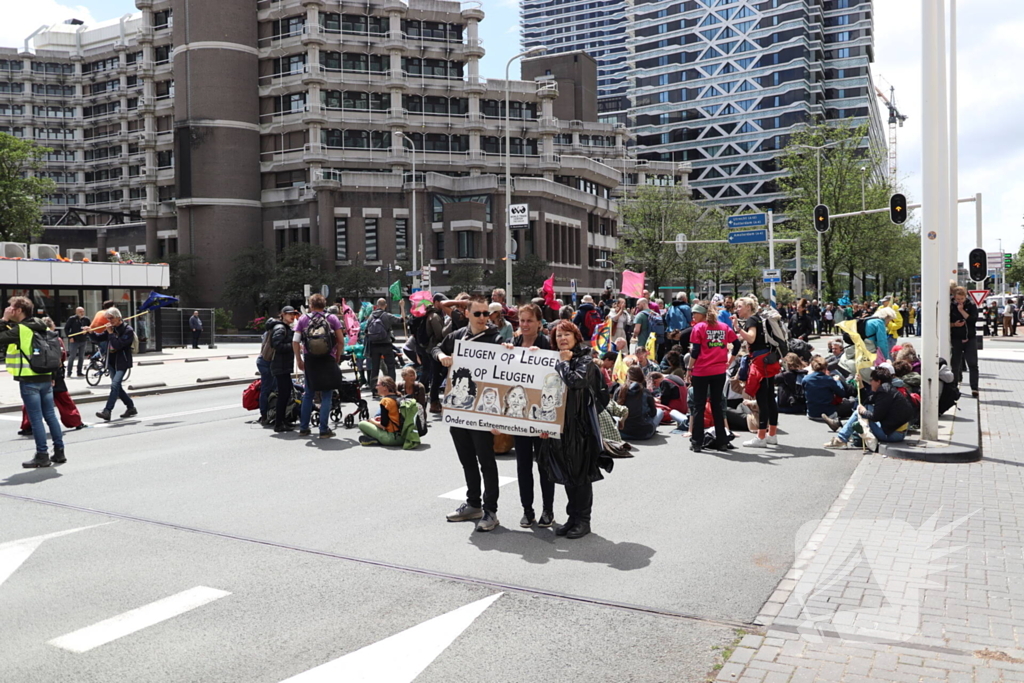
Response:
[1,295,66,468]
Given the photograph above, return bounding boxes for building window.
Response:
[457,231,475,259]
[436,232,445,260]
[395,219,408,261]
[365,218,378,261]
[335,218,348,260]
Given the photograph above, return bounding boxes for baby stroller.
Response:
[310,380,370,429]
[265,378,304,427]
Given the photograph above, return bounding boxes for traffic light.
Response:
[969,248,987,282]
[1005,253,1014,269]
[813,204,830,233]
[889,193,907,224]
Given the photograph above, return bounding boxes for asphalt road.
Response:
[0,381,866,682]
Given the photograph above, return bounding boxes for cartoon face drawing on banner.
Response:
[475,387,501,414]
[502,385,529,418]
[444,367,477,410]
[529,373,563,422]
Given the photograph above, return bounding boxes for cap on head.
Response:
[488,302,503,314]
[692,304,708,316]
[280,305,297,315]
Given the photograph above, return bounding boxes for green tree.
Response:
[484,254,550,301]
[443,265,484,296]
[224,246,273,314]
[334,257,381,302]
[1005,240,1024,288]
[266,243,332,307]
[617,184,727,297]
[165,253,201,305]
[0,133,56,242]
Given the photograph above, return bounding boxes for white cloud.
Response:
[0,2,97,51]
[505,23,520,35]
[874,0,1024,261]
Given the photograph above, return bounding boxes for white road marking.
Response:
[279,593,503,682]
[91,404,240,428]
[438,476,517,501]
[48,586,231,653]
[0,524,113,589]
[0,415,20,421]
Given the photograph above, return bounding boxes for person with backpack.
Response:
[256,316,281,425]
[433,295,504,532]
[365,298,398,393]
[358,378,405,447]
[17,317,85,436]
[269,306,299,433]
[733,296,781,449]
[292,294,345,439]
[633,298,664,354]
[2,296,67,468]
[94,307,138,423]
[572,295,603,342]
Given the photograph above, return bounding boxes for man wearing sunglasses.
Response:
[433,295,503,532]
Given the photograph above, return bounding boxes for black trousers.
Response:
[273,373,292,429]
[756,375,779,430]
[451,427,499,513]
[368,343,397,385]
[565,480,593,524]
[951,337,979,391]
[430,362,446,405]
[191,330,202,348]
[514,436,554,514]
[689,373,728,447]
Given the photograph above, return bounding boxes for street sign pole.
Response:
[768,209,775,308]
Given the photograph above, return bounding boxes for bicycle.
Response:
[85,354,131,387]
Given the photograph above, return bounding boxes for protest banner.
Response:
[442,339,567,436]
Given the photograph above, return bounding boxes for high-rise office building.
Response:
[628,0,885,213]
[1,0,686,312]
[520,0,631,126]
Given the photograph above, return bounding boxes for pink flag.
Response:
[621,270,645,298]
[542,274,562,311]
[410,290,432,318]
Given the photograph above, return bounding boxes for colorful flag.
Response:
[409,290,432,318]
[646,328,657,358]
[389,280,402,302]
[542,274,562,311]
[591,319,611,352]
[621,270,645,298]
[137,291,179,313]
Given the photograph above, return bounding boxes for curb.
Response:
[0,377,255,413]
[881,397,982,463]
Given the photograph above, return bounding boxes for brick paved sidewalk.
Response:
[716,360,1024,683]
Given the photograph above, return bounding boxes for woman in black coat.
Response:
[538,320,610,540]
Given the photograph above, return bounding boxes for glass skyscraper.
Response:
[627,0,885,212]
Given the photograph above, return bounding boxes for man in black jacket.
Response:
[63,307,90,377]
[94,308,138,421]
[950,286,979,397]
[432,295,504,532]
[824,367,913,451]
[269,306,299,432]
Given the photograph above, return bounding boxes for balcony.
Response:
[382,0,409,13]
[303,142,328,163]
[301,24,326,45]
[462,38,485,59]
[302,103,327,124]
[537,81,559,99]
[465,113,485,131]
[138,26,154,43]
[464,76,486,94]
[301,63,325,85]
[537,116,559,134]
[466,150,487,168]
[383,70,408,89]
[385,148,410,166]
[381,32,407,51]
[138,131,157,148]
[138,97,155,114]
[384,108,408,127]
[539,153,561,172]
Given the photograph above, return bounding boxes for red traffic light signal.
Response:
[968,247,987,282]
[813,204,830,233]
[890,193,908,224]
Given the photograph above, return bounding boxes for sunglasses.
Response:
[472,310,490,317]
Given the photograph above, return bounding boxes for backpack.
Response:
[365,311,391,345]
[647,311,666,338]
[130,328,140,355]
[412,311,434,350]
[303,313,334,356]
[398,397,425,449]
[758,310,790,360]
[20,329,63,374]
[582,308,603,340]
[242,379,261,411]
[260,328,276,361]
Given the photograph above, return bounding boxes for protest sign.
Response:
[442,339,566,436]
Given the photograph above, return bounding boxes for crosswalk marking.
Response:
[279,593,503,682]
[0,524,112,589]
[48,586,231,653]
[438,476,518,501]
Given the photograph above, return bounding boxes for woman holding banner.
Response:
[538,320,611,540]
[507,303,556,529]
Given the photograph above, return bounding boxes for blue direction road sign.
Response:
[728,229,768,245]
[727,213,768,229]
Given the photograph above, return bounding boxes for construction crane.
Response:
[875,85,908,183]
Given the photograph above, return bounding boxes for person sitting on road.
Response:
[358,377,404,447]
[634,346,656,380]
[893,360,921,395]
[649,371,688,417]
[776,353,809,415]
[617,365,672,440]
[894,343,921,373]
[399,366,426,408]
[824,366,913,451]
[804,355,855,421]
[825,339,849,377]
[94,308,137,423]
[600,351,618,389]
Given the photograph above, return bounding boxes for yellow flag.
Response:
[646,330,657,358]
[613,351,629,384]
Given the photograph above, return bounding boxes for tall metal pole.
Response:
[768,210,776,308]
[505,56,514,298]
[975,192,983,249]
[920,0,949,442]
[942,0,958,360]
[816,150,822,302]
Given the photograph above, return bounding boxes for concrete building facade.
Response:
[1,0,688,308]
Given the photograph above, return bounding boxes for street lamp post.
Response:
[790,140,844,301]
[396,132,417,287]
[505,46,546,299]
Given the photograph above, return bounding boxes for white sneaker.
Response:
[824,436,852,449]
[765,434,778,446]
[743,437,768,449]
[863,433,879,452]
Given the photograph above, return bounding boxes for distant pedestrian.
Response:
[269,306,299,432]
[365,298,398,393]
[89,299,115,362]
[63,307,90,377]
[256,317,279,425]
[1,296,66,468]
[19,318,84,435]
[292,294,345,439]
[94,308,137,422]
[189,310,203,349]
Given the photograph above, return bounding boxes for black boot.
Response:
[555,518,576,537]
[567,521,592,539]
[50,448,66,465]
[23,453,51,469]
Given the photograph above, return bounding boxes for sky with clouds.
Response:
[4,0,1021,263]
